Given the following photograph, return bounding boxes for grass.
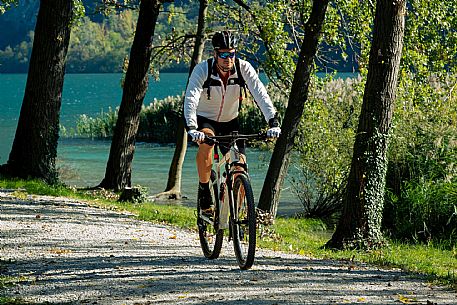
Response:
[0,266,29,305]
[1,178,456,291]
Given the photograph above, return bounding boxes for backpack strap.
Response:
[202,58,213,100]
[235,58,247,101]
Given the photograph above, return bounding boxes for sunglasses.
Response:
[217,51,236,59]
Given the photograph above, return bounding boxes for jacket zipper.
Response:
[216,78,226,122]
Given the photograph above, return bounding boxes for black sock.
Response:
[199,182,210,191]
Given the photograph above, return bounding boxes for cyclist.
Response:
[184,31,281,214]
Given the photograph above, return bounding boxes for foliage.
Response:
[402,0,457,75]
[118,185,149,203]
[290,71,456,245]
[75,107,118,139]
[389,73,457,186]
[1,0,455,74]
[384,73,457,244]
[0,1,197,73]
[0,31,33,72]
[150,2,198,75]
[137,95,183,143]
[291,75,363,218]
[0,0,18,14]
[386,180,457,245]
[67,11,137,73]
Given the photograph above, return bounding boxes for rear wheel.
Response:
[198,170,223,259]
[231,174,256,269]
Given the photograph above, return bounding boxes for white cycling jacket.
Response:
[184,58,276,130]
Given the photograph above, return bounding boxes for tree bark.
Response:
[257,0,329,217]
[156,0,208,200]
[326,0,406,249]
[0,0,73,184]
[99,0,162,191]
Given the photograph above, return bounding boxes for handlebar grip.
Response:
[203,136,215,145]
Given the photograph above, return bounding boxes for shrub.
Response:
[291,75,364,218]
[387,180,457,246]
[75,107,118,139]
[138,95,183,143]
[383,73,457,245]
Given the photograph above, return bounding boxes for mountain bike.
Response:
[197,132,265,270]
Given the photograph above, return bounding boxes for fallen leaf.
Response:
[397,294,418,304]
[49,248,72,255]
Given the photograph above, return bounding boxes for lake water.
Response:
[0,73,308,215]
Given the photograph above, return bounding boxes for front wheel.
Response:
[231,174,256,270]
[198,170,223,259]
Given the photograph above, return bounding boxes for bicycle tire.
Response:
[198,170,224,259]
[231,174,256,270]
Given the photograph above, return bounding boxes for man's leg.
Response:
[196,127,215,211]
[196,128,215,183]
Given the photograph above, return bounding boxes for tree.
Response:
[0,0,18,14]
[257,0,330,217]
[156,0,209,199]
[326,0,406,249]
[0,0,74,183]
[99,0,172,191]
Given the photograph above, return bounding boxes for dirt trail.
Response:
[0,190,455,304]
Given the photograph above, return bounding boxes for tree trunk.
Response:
[99,0,162,191]
[0,0,73,184]
[257,0,330,217]
[156,0,208,200]
[326,0,406,249]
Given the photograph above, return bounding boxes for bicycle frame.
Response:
[212,138,249,230]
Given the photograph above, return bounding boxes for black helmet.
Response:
[212,31,238,50]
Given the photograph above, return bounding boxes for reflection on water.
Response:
[57,138,303,216]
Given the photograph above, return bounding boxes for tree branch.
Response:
[232,0,251,12]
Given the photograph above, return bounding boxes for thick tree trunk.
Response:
[257,0,329,217]
[326,0,406,249]
[156,0,208,200]
[0,0,73,184]
[99,0,161,191]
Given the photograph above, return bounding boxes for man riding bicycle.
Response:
[184,31,281,214]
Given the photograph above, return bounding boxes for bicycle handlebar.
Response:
[203,132,267,145]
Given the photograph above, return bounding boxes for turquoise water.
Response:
[0,73,305,215]
[0,73,188,159]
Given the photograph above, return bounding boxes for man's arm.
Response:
[184,62,207,130]
[239,59,277,124]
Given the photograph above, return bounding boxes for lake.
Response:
[0,73,309,215]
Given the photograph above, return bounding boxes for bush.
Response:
[75,107,118,139]
[138,95,183,143]
[383,73,457,245]
[387,180,457,245]
[291,75,364,218]
[291,72,457,246]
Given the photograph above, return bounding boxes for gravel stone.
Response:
[1,190,456,304]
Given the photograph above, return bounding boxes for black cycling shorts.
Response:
[197,115,245,155]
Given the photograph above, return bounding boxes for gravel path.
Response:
[1,190,455,305]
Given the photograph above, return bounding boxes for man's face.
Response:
[214,48,236,72]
